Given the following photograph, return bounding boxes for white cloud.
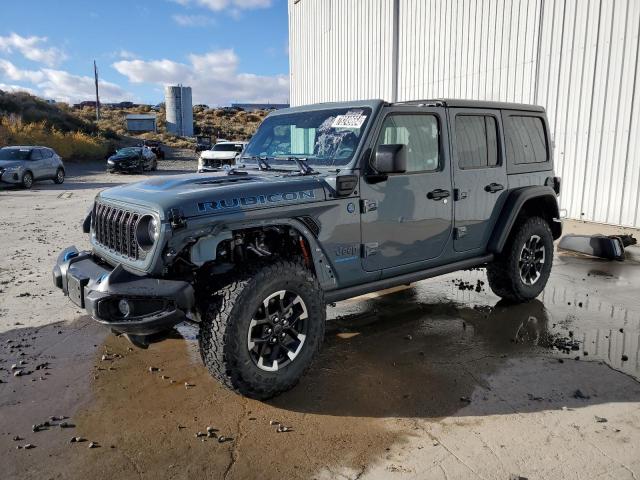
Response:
[113,49,288,106]
[0,58,130,103]
[116,49,138,60]
[172,14,215,26]
[0,82,36,95]
[0,59,45,83]
[174,0,272,12]
[39,69,129,104]
[0,33,67,67]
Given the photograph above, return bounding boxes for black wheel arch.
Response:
[488,186,562,255]
[232,217,336,287]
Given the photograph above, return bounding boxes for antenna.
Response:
[94,60,100,121]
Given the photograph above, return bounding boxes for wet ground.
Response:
[2,252,640,479]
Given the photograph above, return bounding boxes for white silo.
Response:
[165,85,194,137]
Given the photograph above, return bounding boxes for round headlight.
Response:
[135,215,159,251]
[148,217,159,242]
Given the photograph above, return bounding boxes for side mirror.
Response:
[372,144,406,174]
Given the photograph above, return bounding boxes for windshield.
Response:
[117,147,141,155]
[213,143,243,152]
[0,148,31,160]
[241,107,372,167]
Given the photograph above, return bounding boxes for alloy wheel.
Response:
[518,234,546,285]
[247,290,308,372]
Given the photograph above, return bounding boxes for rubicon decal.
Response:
[198,190,316,213]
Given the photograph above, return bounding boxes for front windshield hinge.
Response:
[287,157,316,175]
[223,165,248,176]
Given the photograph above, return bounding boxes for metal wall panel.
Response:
[289,0,640,227]
[288,0,394,105]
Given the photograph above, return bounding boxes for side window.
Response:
[455,115,499,169]
[376,114,440,172]
[30,149,42,160]
[505,116,548,164]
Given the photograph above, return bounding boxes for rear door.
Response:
[42,148,57,176]
[360,106,453,272]
[450,109,508,252]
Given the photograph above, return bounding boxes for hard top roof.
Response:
[272,98,544,114]
[394,98,545,112]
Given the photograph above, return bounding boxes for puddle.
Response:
[2,253,640,478]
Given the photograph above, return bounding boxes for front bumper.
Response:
[52,246,195,336]
[0,169,22,184]
[107,162,140,172]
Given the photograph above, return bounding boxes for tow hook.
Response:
[169,208,186,229]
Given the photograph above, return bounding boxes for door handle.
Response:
[427,189,451,201]
[485,183,504,193]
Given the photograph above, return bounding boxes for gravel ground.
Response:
[1,155,640,480]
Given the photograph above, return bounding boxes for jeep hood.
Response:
[98,172,328,219]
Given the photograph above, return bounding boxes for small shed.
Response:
[125,114,157,133]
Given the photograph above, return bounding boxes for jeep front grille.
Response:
[93,202,141,260]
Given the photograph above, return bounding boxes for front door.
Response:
[450,109,508,252]
[360,107,453,272]
[29,148,48,179]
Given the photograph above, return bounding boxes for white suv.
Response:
[198,141,247,172]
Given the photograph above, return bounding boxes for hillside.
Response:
[0,90,97,134]
[0,89,270,158]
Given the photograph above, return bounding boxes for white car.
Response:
[198,141,247,172]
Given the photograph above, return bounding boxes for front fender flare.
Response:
[190,217,337,291]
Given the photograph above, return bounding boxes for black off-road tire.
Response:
[198,260,326,400]
[486,216,554,303]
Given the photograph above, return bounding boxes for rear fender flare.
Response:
[488,186,561,254]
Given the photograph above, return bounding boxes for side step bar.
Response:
[325,254,494,303]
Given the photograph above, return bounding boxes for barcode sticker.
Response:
[331,111,367,129]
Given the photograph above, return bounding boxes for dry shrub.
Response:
[0,116,108,160]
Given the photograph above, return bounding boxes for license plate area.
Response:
[67,272,89,308]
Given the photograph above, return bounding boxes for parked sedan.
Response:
[107,147,157,174]
[0,146,65,189]
[198,141,247,172]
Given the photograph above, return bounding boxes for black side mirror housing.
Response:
[373,144,406,174]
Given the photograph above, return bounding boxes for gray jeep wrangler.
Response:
[53,99,561,399]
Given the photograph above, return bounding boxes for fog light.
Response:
[118,299,131,317]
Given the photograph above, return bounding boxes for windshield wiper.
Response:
[284,157,317,175]
[239,155,272,171]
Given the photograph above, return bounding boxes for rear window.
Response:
[455,115,499,169]
[505,116,548,164]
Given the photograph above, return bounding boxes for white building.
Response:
[288,0,640,228]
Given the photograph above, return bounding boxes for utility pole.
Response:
[94,60,100,121]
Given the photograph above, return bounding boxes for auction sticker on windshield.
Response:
[331,110,367,129]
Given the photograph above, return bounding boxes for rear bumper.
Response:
[52,246,195,336]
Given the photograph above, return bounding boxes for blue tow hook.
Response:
[63,251,79,262]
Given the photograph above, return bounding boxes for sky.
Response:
[0,0,290,106]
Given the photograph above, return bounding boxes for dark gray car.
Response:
[53,99,562,399]
[0,146,65,188]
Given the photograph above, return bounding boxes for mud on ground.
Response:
[1,158,640,479]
